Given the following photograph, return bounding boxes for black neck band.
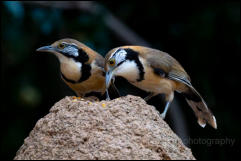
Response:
[125,48,145,82]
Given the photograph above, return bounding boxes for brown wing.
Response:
[136,46,191,86]
[94,53,105,69]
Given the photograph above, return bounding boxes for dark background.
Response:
[0,1,240,160]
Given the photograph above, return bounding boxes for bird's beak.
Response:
[36,45,54,53]
[106,70,114,89]
[105,70,115,101]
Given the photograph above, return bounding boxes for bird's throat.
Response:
[114,60,140,83]
[60,58,82,83]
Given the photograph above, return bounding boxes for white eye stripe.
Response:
[58,42,79,57]
[115,49,127,60]
[61,42,78,48]
[110,48,127,60]
[61,42,68,45]
[108,48,127,68]
[117,49,127,56]
[109,48,120,59]
[71,43,77,46]
[63,45,79,57]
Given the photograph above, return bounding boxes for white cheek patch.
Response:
[114,60,139,82]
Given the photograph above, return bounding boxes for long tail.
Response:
[182,86,217,129]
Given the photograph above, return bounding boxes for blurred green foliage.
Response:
[1,1,240,160]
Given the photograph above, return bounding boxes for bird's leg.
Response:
[160,92,174,119]
[106,78,118,101]
[160,101,171,119]
[106,89,111,101]
[144,93,158,102]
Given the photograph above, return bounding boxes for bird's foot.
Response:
[106,97,111,101]
[105,90,111,101]
[160,113,166,119]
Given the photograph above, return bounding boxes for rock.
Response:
[14,95,195,160]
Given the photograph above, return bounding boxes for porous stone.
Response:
[14,95,195,160]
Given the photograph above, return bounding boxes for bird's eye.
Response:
[57,43,65,49]
[109,59,116,67]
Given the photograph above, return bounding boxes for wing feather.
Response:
[141,47,191,85]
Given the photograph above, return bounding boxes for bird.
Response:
[105,46,217,129]
[36,38,119,100]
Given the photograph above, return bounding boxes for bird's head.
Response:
[105,47,128,89]
[105,46,143,89]
[36,38,91,64]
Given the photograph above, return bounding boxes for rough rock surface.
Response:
[14,95,195,160]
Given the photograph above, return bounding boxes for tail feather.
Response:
[183,86,217,129]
